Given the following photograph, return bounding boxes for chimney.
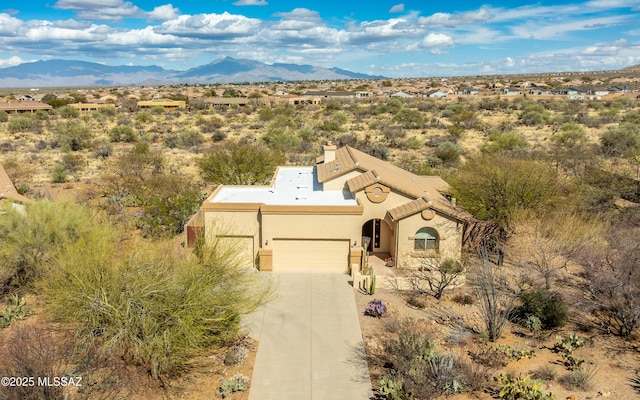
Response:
[323,144,337,163]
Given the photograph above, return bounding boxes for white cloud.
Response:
[390,4,405,13]
[421,32,454,48]
[148,4,180,21]
[505,56,515,67]
[419,7,493,27]
[54,0,141,21]
[154,12,262,38]
[346,17,423,45]
[0,56,25,68]
[233,0,268,6]
[0,13,22,35]
[510,15,628,39]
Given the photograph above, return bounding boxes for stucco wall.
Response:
[396,212,463,269]
[323,170,361,191]
[204,210,260,241]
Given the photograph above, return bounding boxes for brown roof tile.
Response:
[346,170,380,193]
[388,198,431,220]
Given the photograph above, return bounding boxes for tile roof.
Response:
[387,197,431,221]
[0,162,32,204]
[319,145,468,221]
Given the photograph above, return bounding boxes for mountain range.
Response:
[0,57,385,87]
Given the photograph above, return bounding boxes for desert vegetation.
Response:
[1,77,640,398]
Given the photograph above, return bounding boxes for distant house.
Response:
[137,100,186,111]
[501,87,522,96]
[424,89,448,99]
[69,103,114,113]
[270,95,321,106]
[303,91,355,99]
[203,97,254,108]
[456,87,478,95]
[187,145,467,272]
[390,91,413,98]
[0,101,52,114]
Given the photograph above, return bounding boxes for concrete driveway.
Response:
[242,272,373,400]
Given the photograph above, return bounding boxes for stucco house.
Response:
[187,145,466,273]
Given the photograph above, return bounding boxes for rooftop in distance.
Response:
[210,167,357,206]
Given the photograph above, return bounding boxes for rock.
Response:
[597,390,611,397]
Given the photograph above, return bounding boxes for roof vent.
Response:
[296,195,307,200]
[297,184,308,189]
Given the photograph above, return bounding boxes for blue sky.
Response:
[1,0,639,77]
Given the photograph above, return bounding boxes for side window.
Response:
[414,227,438,251]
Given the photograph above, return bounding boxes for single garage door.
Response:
[217,236,255,268]
[272,239,349,272]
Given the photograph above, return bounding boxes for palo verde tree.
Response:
[197,141,285,185]
[450,154,562,231]
[35,206,273,379]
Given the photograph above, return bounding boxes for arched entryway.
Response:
[361,218,392,253]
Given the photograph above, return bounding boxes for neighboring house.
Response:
[203,97,255,108]
[0,101,52,114]
[424,89,448,99]
[137,100,186,111]
[303,91,355,99]
[390,91,413,98]
[69,103,114,113]
[456,87,478,95]
[501,87,522,96]
[187,145,466,273]
[0,162,32,214]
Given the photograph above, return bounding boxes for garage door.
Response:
[217,236,255,268]
[272,239,349,272]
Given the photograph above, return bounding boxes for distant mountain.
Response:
[620,64,640,72]
[0,57,384,87]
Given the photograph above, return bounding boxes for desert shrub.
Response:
[382,327,467,397]
[558,367,596,391]
[135,111,153,124]
[50,164,69,183]
[219,373,250,398]
[109,124,137,142]
[434,141,461,164]
[58,105,79,119]
[151,105,165,114]
[0,321,71,400]
[55,120,92,151]
[529,365,557,382]
[211,130,227,142]
[38,232,273,379]
[262,127,301,151]
[406,295,427,309]
[482,131,527,154]
[452,292,475,305]
[364,299,388,318]
[519,102,551,126]
[393,108,424,129]
[0,110,8,122]
[444,104,477,129]
[0,201,93,295]
[404,136,423,150]
[8,115,35,133]
[600,122,640,157]
[518,288,568,330]
[92,139,113,159]
[177,129,204,148]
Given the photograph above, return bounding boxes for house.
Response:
[424,89,448,99]
[137,100,186,111]
[501,87,522,96]
[0,161,32,214]
[456,87,478,95]
[187,145,466,273]
[0,101,52,114]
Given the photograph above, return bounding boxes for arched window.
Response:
[414,227,438,251]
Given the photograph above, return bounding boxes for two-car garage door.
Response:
[272,239,350,273]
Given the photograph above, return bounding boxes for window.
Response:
[414,228,438,251]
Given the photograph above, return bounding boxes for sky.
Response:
[0,0,639,77]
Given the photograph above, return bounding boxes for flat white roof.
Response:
[210,167,357,206]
